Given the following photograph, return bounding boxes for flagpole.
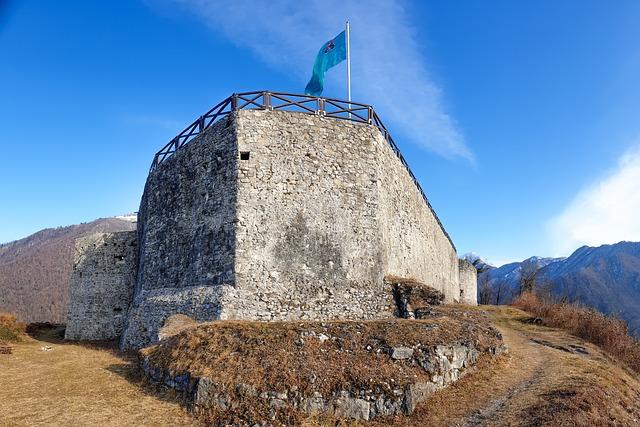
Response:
[346,20,351,118]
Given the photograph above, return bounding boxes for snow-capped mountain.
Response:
[462,252,495,273]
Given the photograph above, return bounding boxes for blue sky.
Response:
[1,0,640,266]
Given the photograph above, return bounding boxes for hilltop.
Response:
[2,306,639,425]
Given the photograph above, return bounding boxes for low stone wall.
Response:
[65,232,137,341]
[140,342,495,422]
[458,259,478,305]
[138,312,506,423]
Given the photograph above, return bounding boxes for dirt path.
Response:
[0,328,197,427]
[402,306,640,427]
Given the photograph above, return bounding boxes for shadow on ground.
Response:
[106,361,193,409]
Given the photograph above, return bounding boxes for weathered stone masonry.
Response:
[116,109,476,350]
[458,259,478,306]
[65,232,137,341]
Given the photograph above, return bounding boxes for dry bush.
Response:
[512,292,640,373]
[0,312,26,343]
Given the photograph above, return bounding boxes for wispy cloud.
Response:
[153,0,472,161]
[549,144,640,255]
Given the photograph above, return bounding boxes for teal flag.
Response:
[304,30,347,96]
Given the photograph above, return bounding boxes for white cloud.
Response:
[549,145,640,255]
[154,0,472,161]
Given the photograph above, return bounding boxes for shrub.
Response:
[0,312,25,343]
[512,292,640,373]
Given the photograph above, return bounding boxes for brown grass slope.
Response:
[513,292,640,374]
[2,306,640,426]
[395,306,640,427]
[0,217,136,323]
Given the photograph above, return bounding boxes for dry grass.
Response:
[3,307,639,426]
[0,325,197,427]
[401,305,640,427]
[512,292,640,373]
[142,307,503,425]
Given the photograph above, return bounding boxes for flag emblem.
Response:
[323,40,335,53]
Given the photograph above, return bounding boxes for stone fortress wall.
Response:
[120,116,238,350]
[458,259,478,306]
[65,232,137,340]
[65,106,477,349]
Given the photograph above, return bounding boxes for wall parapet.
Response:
[149,90,455,251]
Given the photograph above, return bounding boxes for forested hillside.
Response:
[0,218,136,323]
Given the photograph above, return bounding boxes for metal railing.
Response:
[149,90,455,250]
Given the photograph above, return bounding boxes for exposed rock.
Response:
[391,347,414,360]
[140,339,502,422]
[333,396,371,420]
[404,382,438,414]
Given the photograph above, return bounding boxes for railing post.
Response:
[231,94,238,111]
[367,106,373,124]
[198,115,204,132]
[263,91,272,110]
[316,97,326,116]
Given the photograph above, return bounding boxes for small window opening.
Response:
[113,307,123,313]
[114,255,125,263]
[240,151,250,160]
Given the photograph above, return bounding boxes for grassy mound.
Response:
[141,307,504,424]
[0,312,25,343]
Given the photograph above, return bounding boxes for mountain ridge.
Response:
[477,241,640,333]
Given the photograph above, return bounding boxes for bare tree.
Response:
[494,280,509,305]
[518,262,539,295]
[478,273,492,305]
[536,279,555,304]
